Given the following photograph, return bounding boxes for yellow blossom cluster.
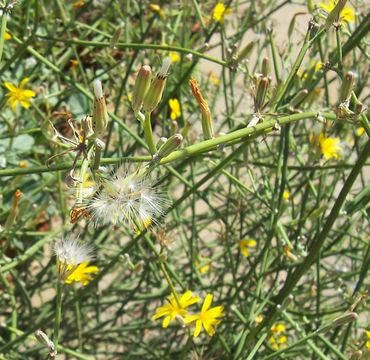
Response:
[268,323,287,351]
[152,291,224,337]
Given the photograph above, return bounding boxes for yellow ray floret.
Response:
[65,261,99,286]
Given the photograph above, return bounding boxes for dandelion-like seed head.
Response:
[54,236,94,281]
[89,165,169,231]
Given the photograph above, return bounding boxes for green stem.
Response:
[159,261,181,307]
[0,9,8,64]
[53,280,63,349]
[34,35,227,66]
[143,112,157,155]
[336,26,343,72]
[0,111,337,178]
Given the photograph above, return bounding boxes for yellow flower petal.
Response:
[202,294,213,312]
[193,319,202,337]
[4,82,17,92]
[162,315,171,328]
[20,101,31,109]
[19,78,30,88]
[203,321,215,336]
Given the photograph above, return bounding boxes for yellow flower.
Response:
[70,59,78,71]
[239,239,257,257]
[283,190,290,202]
[366,330,370,349]
[65,261,99,286]
[319,133,341,160]
[169,52,180,63]
[318,0,355,23]
[169,98,181,120]
[356,127,365,137]
[255,314,264,324]
[269,323,287,350]
[272,323,286,334]
[4,78,36,110]
[196,259,212,274]
[212,3,231,23]
[209,72,220,86]
[149,4,165,17]
[152,291,200,328]
[315,61,324,72]
[4,32,11,40]
[184,294,224,337]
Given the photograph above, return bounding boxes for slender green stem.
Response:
[143,112,157,155]
[0,9,8,64]
[34,35,227,66]
[336,26,343,72]
[53,280,63,349]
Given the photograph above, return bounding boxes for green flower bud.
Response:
[110,26,123,48]
[255,77,269,112]
[92,79,108,138]
[237,41,255,62]
[143,57,171,113]
[290,89,308,108]
[339,71,354,103]
[35,330,57,357]
[332,312,358,327]
[132,65,152,113]
[153,133,183,162]
[262,57,270,77]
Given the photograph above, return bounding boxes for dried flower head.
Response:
[89,165,169,232]
[54,236,94,281]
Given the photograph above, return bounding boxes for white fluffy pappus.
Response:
[54,235,95,280]
[89,165,170,231]
[54,235,94,266]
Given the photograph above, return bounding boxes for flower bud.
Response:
[255,77,269,112]
[153,133,183,162]
[332,312,358,327]
[290,89,308,108]
[35,330,57,357]
[143,57,171,113]
[157,137,168,148]
[110,26,123,48]
[262,57,270,77]
[132,65,152,113]
[339,71,354,103]
[237,41,255,62]
[133,260,144,273]
[189,78,214,139]
[92,79,108,138]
